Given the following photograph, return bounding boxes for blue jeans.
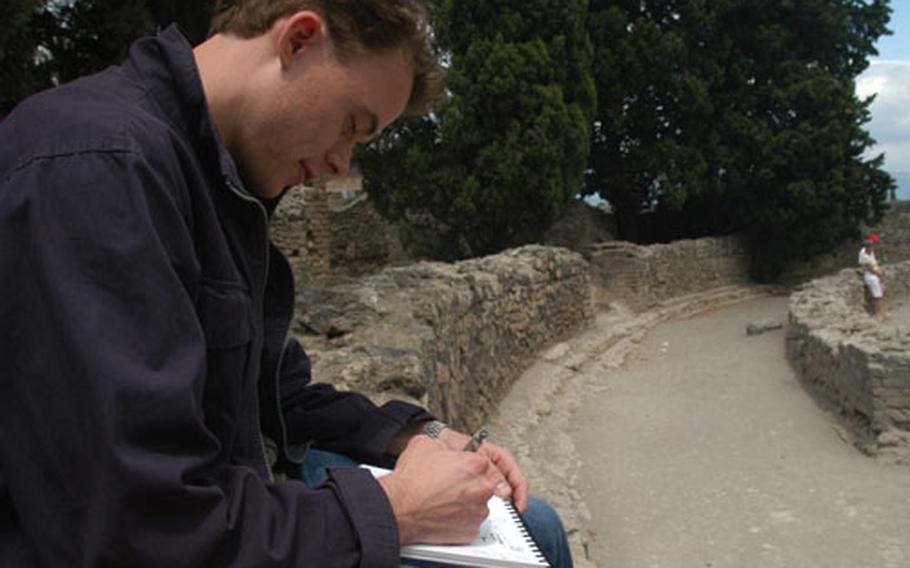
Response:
[300,449,573,568]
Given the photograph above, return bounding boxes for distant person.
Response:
[858,233,887,321]
[0,1,572,566]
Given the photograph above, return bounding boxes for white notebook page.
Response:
[361,464,549,567]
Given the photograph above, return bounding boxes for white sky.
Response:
[857,3,910,197]
[858,60,910,171]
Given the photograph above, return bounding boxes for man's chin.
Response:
[269,186,294,200]
[248,183,288,200]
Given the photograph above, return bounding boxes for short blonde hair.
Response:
[210,0,444,115]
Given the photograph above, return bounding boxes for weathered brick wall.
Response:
[294,246,592,432]
[272,185,409,284]
[304,182,331,282]
[329,195,409,278]
[270,185,331,285]
[275,193,908,291]
[587,241,650,310]
[269,187,310,282]
[787,261,910,441]
[589,236,750,310]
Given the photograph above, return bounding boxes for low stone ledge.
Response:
[294,245,593,431]
[589,236,750,311]
[787,261,910,454]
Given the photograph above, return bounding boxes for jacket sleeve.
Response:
[0,149,399,567]
[279,338,435,464]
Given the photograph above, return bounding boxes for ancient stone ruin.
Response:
[291,236,753,432]
[273,186,910,458]
[588,237,751,311]
[294,246,593,432]
[271,179,408,286]
[787,261,910,458]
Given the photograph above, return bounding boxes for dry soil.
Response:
[572,296,910,568]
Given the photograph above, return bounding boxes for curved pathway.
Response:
[491,291,910,568]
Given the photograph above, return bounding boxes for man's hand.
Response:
[436,428,530,513]
[379,436,496,545]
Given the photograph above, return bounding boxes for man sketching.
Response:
[0,1,571,566]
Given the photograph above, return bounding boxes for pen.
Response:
[462,428,488,452]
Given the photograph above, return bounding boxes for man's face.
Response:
[234,37,414,198]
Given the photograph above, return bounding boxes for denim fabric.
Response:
[301,449,574,568]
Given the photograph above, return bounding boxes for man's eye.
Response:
[347,117,357,136]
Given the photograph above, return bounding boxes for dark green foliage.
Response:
[36,0,155,86]
[0,1,215,117]
[4,0,893,280]
[586,0,894,280]
[724,1,893,280]
[356,115,465,259]
[0,0,51,116]
[360,0,595,260]
[587,1,716,241]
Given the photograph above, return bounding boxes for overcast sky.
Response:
[856,3,910,198]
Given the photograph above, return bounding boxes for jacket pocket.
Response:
[197,278,253,349]
[197,278,255,461]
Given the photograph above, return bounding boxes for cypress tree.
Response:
[361,0,595,260]
[586,0,894,280]
[712,0,894,279]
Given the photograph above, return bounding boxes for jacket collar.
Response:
[125,24,247,195]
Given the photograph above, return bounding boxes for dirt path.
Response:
[572,296,910,568]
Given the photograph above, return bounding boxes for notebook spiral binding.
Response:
[504,500,550,566]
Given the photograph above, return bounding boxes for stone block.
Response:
[884,409,910,424]
[747,318,784,336]
[788,259,910,441]
[881,373,910,388]
[883,396,910,409]
[878,430,910,449]
[295,246,593,430]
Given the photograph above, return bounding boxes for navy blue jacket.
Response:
[0,26,431,566]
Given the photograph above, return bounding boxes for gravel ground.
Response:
[492,293,910,568]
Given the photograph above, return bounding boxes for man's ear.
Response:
[277,11,327,68]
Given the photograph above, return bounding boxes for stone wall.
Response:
[270,186,324,285]
[329,195,410,278]
[541,199,615,258]
[850,200,910,265]
[782,200,910,284]
[272,185,409,285]
[787,261,910,448]
[275,188,908,290]
[588,236,750,310]
[294,246,592,431]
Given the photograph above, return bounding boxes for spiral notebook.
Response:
[362,465,550,567]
